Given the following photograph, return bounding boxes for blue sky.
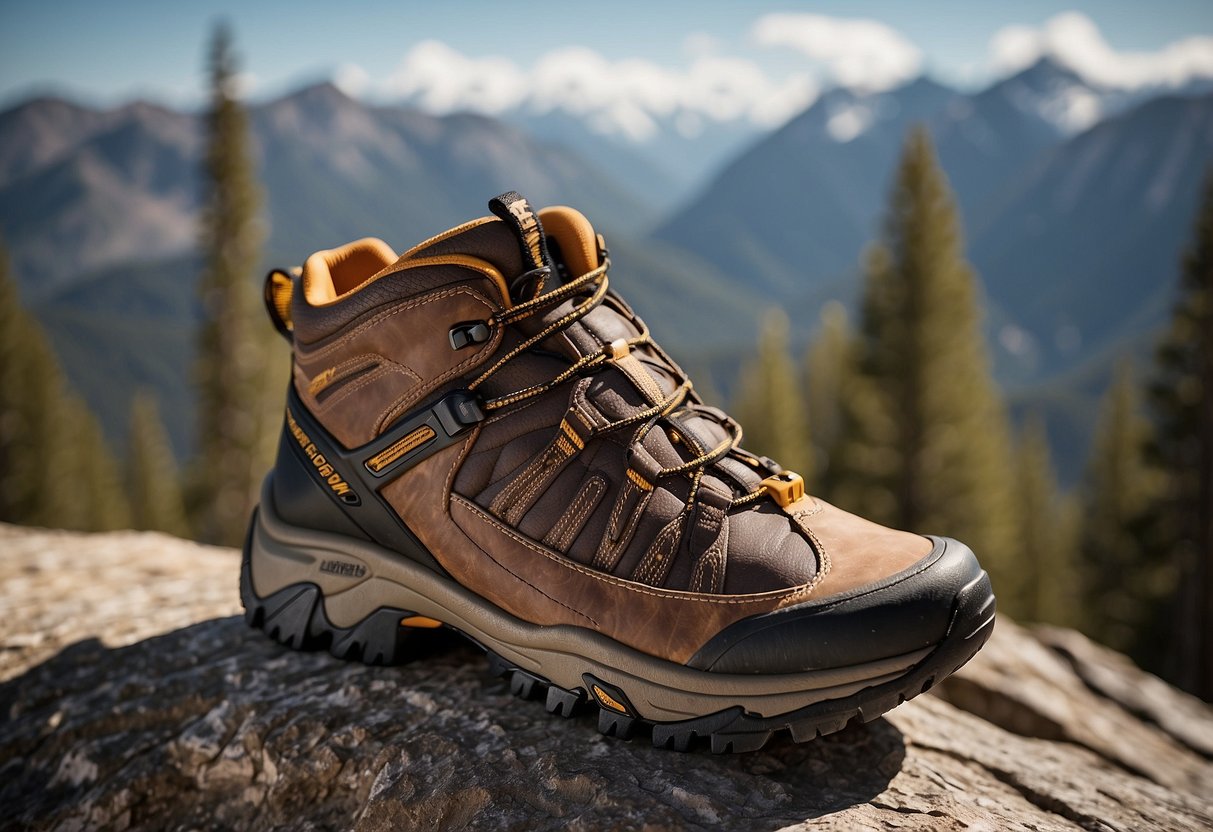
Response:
[2,0,1211,114]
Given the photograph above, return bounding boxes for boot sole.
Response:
[240,485,995,753]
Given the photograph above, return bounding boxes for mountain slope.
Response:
[0,101,200,296]
[0,84,650,300]
[254,84,653,263]
[654,61,1106,300]
[974,92,1213,384]
[656,78,960,297]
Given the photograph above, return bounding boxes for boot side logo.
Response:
[285,408,361,505]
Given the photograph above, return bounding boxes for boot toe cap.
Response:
[687,536,993,674]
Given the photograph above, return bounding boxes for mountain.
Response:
[653,63,1212,483]
[0,83,651,301]
[654,60,1126,300]
[5,65,1209,480]
[931,59,1087,221]
[655,76,961,298]
[655,61,1211,381]
[508,108,762,210]
[0,99,200,298]
[252,83,653,265]
[973,92,1213,386]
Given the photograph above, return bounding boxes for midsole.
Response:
[249,480,936,721]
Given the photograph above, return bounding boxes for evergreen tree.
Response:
[1149,168,1213,699]
[734,308,813,479]
[128,392,190,537]
[74,395,132,531]
[0,246,131,531]
[1013,415,1079,626]
[192,23,274,545]
[1080,363,1169,657]
[0,247,39,522]
[834,127,1016,600]
[804,301,855,496]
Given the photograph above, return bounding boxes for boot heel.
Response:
[240,505,434,665]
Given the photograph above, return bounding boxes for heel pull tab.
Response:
[488,191,551,278]
[264,267,296,340]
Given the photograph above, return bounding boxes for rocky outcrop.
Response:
[2,523,1211,831]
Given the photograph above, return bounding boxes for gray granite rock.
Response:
[2,523,1211,831]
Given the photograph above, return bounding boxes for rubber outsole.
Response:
[239,516,996,754]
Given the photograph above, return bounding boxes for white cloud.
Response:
[383,40,527,115]
[749,13,923,91]
[333,63,370,97]
[989,11,1213,90]
[682,32,721,59]
[353,38,819,140]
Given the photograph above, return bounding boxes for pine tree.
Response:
[128,392,190,537]
[1149,168,1213,699]
[192,23,274,546]
[0,246,131,531]
[1080,363,1169,657]
[834,127,1016,600]
[734,308,812,479]
[804,301,855,495]
[0,246,38,522]
[74,395,131,531]
[1013,415,1079,626]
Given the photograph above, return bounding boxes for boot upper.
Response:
[276,192,936,665]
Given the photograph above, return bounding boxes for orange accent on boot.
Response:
[592,685,628,714]
[366,426,438,474]
[762,471,805,508]
[539,205,601,277]
[400,615,444,629]
[302,237,398,304]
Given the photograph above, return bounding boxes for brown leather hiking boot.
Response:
[242,192,996,752]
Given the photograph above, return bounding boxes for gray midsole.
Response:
[249,481,934,722]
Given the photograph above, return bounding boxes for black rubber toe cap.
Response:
[687,536,992,674]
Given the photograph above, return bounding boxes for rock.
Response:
[2,522,1212,831]
[935,617,1213,795]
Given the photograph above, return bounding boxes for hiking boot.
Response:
[242,192,995,752]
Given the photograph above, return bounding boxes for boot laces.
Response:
[466,257,781,515]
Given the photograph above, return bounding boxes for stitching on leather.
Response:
[596,480,648,571]
[399,429,600,626]
[571,382,609,429]
[496,442,561,522]
[458,520,598,627]
[321,360,421,414]
[545,475,606,551]
[633,514,682,586]
[505,447,568,525]
[786,509,830,601]
[604,480,635,546]
[299,286,493,360]
[374,313,500,434]
[301,353,377,398]
[455,495,813,605]
[691,540,724,594]
[571,405,596,433]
